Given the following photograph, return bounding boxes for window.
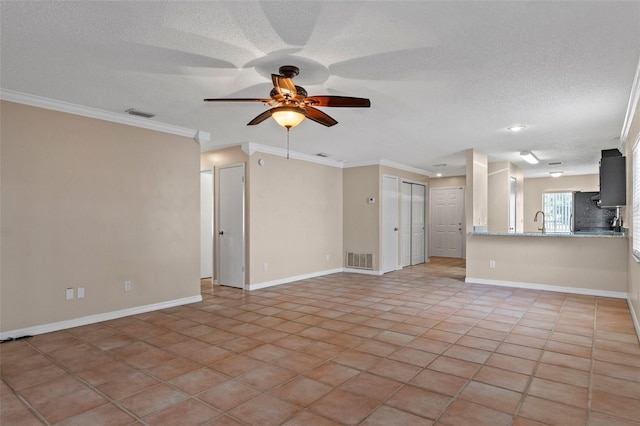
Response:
[542,192,572,233]
[633,136,640,260]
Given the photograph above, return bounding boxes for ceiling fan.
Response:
[204,65,370,129]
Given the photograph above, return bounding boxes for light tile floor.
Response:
[2,257,640,425]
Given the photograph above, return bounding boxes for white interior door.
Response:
[200,170,214,278]
[411,184,426,265]
[382,175,399,273]
[430,187,464,258]
[218,164,245,288]
[400,182,412,267]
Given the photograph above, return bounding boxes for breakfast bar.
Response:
[465,231,628,297]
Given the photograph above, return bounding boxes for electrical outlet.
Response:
[489,260,496,269]
[124,281,132,292]
[66,288,74,300]
[77,287,85,299]
[263,263,268,272]
[326,254,330,261]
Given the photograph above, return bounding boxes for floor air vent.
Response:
[346,252,374,270]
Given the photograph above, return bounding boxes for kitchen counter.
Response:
[470,230,627,238]
[466,231,628,295]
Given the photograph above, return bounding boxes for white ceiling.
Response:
[1,1,639,177]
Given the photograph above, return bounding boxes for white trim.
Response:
[627,296,640,343]
[0,89,209,143]
[344,159,432,177]
[465,277,627,299]
[343,268,384,276]
[0,295,202,341]
[241,142,343,168]
[247,268,344,290]
[235,143,433,175]
[620,53,640,147]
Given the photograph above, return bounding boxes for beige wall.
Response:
[467,235,628,293]
[1,101,201,333]
[523,174,599,233]
[249,153,343,285]
[343,166,380,269]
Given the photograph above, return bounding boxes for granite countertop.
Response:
[470,230,628,238]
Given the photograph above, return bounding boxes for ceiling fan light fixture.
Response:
[520,151,539,164]
[270,106,306,129]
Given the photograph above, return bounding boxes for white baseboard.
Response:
[627,296,640,343]
[0,295,202,340]
[248,268,344,291]
[342,268,384,276]
[465,277,627,299]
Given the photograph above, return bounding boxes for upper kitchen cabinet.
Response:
[599,149,626,208]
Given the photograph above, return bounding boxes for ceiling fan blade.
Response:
[271,74,297,97]
[247,110,272,126]
[306,96,371,108]
[204,98,269,103]
[305,106,338,127]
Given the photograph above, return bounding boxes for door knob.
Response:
[219,231,224,235]
[394,227,398,231]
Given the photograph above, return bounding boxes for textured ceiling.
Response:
[1,1,639,177]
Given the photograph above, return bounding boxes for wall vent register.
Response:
[346,252,374,270]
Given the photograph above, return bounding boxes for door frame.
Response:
[200,169,214,279]
[429,186,465,258]
[401,179,428,267]
[217,163,246,289]
[381,174,399,273]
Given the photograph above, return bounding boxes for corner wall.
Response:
[1,101,201,334]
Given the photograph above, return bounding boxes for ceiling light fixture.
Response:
[520,151,539,164]
[550,171,563,178]
[508,125,526,132]
[270,106,306,129]
[270,106,307,159]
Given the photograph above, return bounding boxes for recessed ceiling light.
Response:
[507,125,526,132]
[436,173,443,177]
[550,171,563,178]
[520,151,539,164]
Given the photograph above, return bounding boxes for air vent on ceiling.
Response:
[316,153,331,158]
[548,161,563,166]
[125,108,155,119]
[346,252,374,270]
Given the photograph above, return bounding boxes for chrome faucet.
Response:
[534,210,546,234]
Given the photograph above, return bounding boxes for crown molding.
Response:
[241,142,344,167]
[344,159,432,176]
[0,89,209,144]
[620,53,640,148]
